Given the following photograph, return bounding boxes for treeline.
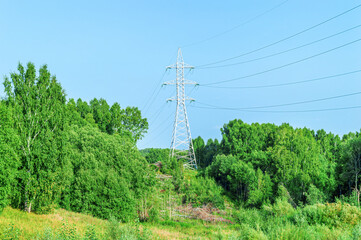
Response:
[0,63,151,221]
[193,120,361,207]
[2,62,361,225]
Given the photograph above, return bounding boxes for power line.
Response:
[142,52,177,115]
[201,69,361,89]
[195,3,361,68]
[190,104,361,113]
[145,90,176,137]
[181,0,290,48]
[197,24,361,69]
[142,70,167,115]
[147,102,167,123]
[138,115,174,149]
[195,90,361,110]
[202,37,361,86]
[148,110,175,136]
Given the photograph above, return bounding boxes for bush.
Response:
[181,176,224,209]
[232,207,265,229]
[63,125,153,221]
[238,223,267,240]
[296,202,361,228]
[306,184,326,205]
[263,198,295,218]
[351,223,361,240]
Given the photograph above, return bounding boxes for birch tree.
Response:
[3,63,66,212]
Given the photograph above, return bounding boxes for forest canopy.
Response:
[193,119,361,207]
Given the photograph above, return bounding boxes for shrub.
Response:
[263,198,295,218]
[351,223,361,240]
[232,207,265,229]
[63,125,153,221]
[181,176,224,209]
[306,184,326,205]
[238,223,267,240]
[299,202,361,228]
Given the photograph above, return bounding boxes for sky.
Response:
[0,0,360,149]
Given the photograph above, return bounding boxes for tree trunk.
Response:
[24,192,31,213]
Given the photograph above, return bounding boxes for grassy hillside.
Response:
[3,201,361,239]
[0,207,237,239]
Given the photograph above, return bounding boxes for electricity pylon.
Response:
[163,48,197,169]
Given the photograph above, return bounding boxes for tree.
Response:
[3,63,66,212]
[247,169,273,207]
[63,124,154,221]
[120,106,148,142]
[109,102,123,134]
[76,98,91,119]
[203,138,220,168]
[143,148,169,164]
[214,119,338,205]
[340,136,361,198]
[0,102,20,212]
[90,98,111,133]
[193,136,205,167]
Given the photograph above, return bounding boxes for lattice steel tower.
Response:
[164,48,197,169]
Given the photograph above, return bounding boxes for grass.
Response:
[0,207,237,240]
[145,219,236,239]
[0,207,108,239]
[2,200,361,239]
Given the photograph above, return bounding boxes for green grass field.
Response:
[0,207,238,239]
[3,200,361,240]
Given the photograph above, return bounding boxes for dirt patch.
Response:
[174,204,233,223]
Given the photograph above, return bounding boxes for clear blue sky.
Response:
[0,0,360,149]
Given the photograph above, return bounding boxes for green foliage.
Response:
[77,98,148,142]
[106,216,122,240]
[84,225,99,240]
[339,135,361,194]
[211,119,340,206]
[231,202,361,240]
[3,60,361,238]
[193,136,205,163]
[58,221,80,240]
[0,62,154,219]
[206,154,257,202]
[351,223,361,240]
[0,224,21,240]
[105,217,152,240]
[238,223,268,240]
[181,176,224,208]
[90,98,112,133]
[232,207,265,230]
[337,190,359,207]
[287,202,361,230]
[247,169,274,207]
[63,125,153,221]
[306,184,326,205]
[0,103,19,213]
[120,106,149,142]
[193,136,220,168]
[263,197,295,218]
[4,62,66,213]
[142,148,169,164]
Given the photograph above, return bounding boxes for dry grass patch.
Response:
[0,207,107,239]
